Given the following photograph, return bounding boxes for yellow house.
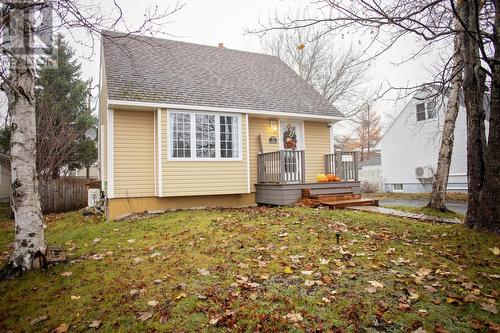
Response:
[99,31,359,219]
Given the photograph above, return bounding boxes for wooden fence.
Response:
[39,177,98,213]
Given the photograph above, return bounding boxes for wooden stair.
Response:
[301,187,378,209]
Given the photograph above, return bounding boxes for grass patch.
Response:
[0,207,498,332]
[366,192,468,203]
[383,205,465,219]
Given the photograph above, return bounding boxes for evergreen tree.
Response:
[35,36,97,178]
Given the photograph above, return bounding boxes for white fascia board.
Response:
[108,99,343,121]
[106,109,114,198]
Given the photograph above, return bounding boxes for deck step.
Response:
[310,194,362,202]
[319,198,379,209]
[308,187,355,196]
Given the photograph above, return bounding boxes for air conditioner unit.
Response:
[415,166,434,179]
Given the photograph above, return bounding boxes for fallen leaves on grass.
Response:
[88,320,101,329]
[198,268,210,276]
[60,271,72,277]
[489,247,499,256]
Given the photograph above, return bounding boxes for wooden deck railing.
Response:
[325,151,359,181]
[258,150,305,183]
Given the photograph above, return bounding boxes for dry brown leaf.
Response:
[283,312,303,323]
[60,271,72,277]
[398,302,411,312]
[138,312,153,321]
[30,315,48,326]
[89,320,101,329]
[417,267,432,276]
[367,280,384,289]
[53,323,69,333]
[480,302,498,314]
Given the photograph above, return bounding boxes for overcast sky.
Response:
[70,0,446,130]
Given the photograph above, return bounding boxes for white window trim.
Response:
[157,109,163,196]
[106,109,114,198]
[167,110,243,162]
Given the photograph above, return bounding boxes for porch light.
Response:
[270,120,278,131]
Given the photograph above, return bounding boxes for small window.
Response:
[416,100,437,121]
[416,103,426,121]
[393,184,403,191]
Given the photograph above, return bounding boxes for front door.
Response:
[280,121,304,182]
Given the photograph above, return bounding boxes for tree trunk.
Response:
[476,0,500,233]
[462,0,487,228]
[7,4,46,273]
[86,166,90,179]
[429,7,464,211]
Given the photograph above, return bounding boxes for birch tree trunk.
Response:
[428,4,464,211]
[7,3,46,272]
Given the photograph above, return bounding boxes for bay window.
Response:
[169,112,240,160]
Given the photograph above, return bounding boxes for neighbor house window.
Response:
[169,112,240,160]
[393,184,403,191]
[416,100,437,122]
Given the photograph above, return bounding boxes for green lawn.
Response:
[0,207,499,332]
[366,192,468,203]
[383,205,465,220]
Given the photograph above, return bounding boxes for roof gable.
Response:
[101,31,342,118]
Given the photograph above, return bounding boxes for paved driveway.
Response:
[378,199,468,215]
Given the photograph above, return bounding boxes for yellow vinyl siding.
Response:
[114,110,155,197]
[304,121,331,182]
[162,111,248,196]
[248,117,279,191]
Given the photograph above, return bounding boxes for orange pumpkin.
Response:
[334,175,341,182]
[326,174,336,182]
[316,174,328,182]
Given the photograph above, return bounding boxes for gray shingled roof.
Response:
[102,31,342,118]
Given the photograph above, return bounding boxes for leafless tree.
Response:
[0,0,183,276]
[35,98,84,179]
[253,0,499,232]
[260,25,373,118]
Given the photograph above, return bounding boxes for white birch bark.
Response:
[7,2,46,271]
[429,3,464,211]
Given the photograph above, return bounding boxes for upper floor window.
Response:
[169,112,240,160]
[416,100,437,122]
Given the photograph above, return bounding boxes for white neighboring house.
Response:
[358,155,382,191]
[378,87,468,193]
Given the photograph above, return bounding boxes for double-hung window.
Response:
[416,100,437,122]
[169,112,240,160]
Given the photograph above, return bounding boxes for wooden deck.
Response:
[255,181,361,206]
